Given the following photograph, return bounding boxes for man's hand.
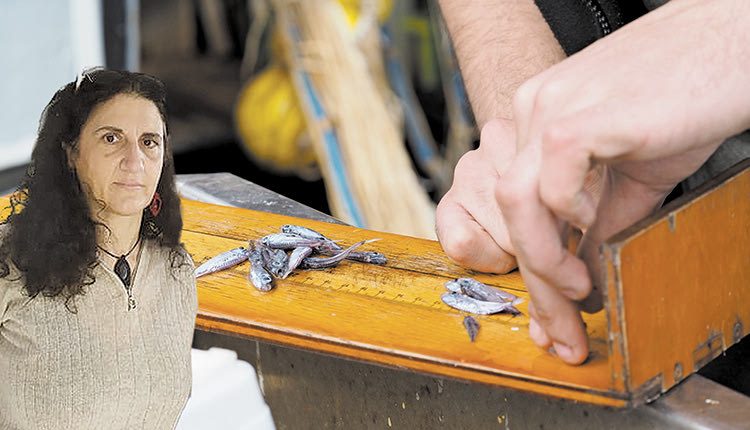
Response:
[436,0,566,273]
[436,120,517,273]
[497,0,750,364]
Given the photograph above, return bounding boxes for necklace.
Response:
[98,236,141,288]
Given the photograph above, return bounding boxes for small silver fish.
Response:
[441,292,519,315]
[302,239,380,269]
[445,278,521,303]
[261,233,330,249]
[463,315,480,342]
[319,249,387,265]
[270,249,289,277]
[281,246,313,279]
[280,225,337,244]
[259,246,288,278]
[194,247,250,278]
[443,279,462,294]
[248,250,274,291]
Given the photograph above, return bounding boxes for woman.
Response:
[0,69,197,429]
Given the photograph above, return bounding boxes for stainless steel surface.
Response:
[182,172,749,429]
[177,172,342,224]
[650,375,750,430]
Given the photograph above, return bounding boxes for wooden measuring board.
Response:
[179,199,620,406]
[0,159,746,407]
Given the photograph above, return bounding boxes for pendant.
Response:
[114,256,131,287]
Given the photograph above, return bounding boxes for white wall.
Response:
[0,0,105,170]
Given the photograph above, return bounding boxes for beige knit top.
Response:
[0,235,198,429]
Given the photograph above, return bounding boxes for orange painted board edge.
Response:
[195,313,628,408]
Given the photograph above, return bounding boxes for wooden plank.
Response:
[178,199,621,406]
[603,159,750,404]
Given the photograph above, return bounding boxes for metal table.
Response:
[177,172,749,430]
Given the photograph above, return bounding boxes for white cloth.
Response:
[176,347,276,430]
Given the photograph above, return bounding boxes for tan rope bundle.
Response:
[273,0,437,239]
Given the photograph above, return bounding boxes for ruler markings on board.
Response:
[286,274,457,311]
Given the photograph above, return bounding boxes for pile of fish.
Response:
[441,278,524,315]
[194,224,386,292]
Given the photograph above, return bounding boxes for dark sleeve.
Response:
[533,0,648,55]
[683,133,750,191]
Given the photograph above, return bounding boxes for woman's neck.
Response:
[97,214,142,255]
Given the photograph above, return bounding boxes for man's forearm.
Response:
[438,0,565,127]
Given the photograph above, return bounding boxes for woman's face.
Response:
[72,94,165,220]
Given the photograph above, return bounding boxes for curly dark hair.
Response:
[0,68,185,300]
